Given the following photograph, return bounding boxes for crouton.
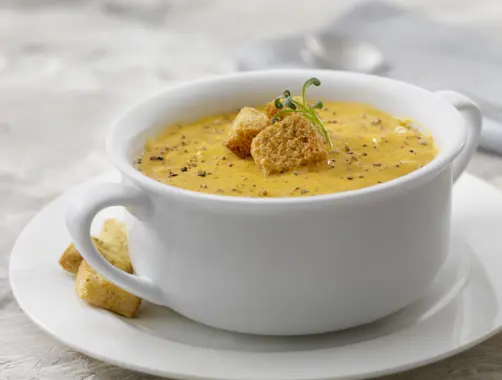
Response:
[225,107,269,158]
[59,243,83,273]
[75,260,141,318]
[265,101,280,119]
[59,219,129,274]
[99,219,128,249]
[91,236,132,273]
[59,218,140,318]
[73,220,140,318]
[251,113,329,175]
[265,97,303,120]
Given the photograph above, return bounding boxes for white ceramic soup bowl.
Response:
[66,70,481,335]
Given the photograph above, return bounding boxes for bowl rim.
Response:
[107,69,465,206]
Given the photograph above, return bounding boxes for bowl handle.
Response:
[65,182,166,305]
[435,91,483,183]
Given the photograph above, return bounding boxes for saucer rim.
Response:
[9,172,502,380]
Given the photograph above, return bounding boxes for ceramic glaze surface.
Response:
[65,70,481,335]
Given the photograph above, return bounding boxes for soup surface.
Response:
[135,101,437,197]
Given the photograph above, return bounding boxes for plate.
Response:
[9,173,502,380]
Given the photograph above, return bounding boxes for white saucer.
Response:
[9,173,502,380]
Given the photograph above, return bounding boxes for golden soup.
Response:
[135,101,437,197]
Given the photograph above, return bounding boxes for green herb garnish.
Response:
[271,78,333,151]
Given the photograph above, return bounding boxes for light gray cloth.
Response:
[332,2,502,156]
[236,1,502,154]
[329,1,502,106]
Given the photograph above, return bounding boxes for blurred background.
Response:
[2,0,502,377]
[3,0,502,270]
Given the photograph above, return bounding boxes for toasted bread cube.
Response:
[251,114,328,175]
[265,97,302,120]
[265,101,280,119]
[99,219,127,248]
[225,107,269,158]
[75,260,141,318]
[59,223,130,274]
[59,243,83,273]
[92,236,132,273]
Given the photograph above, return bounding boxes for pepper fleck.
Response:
[373,163,382,167]
[362,152,368,156]
[197,170,207,177]
[301,189,309,194]
[181,167,188,172]
[150,156,164,161]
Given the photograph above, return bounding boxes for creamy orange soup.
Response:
[135,101,437,197]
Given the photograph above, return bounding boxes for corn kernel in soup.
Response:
[135,101,437,197]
